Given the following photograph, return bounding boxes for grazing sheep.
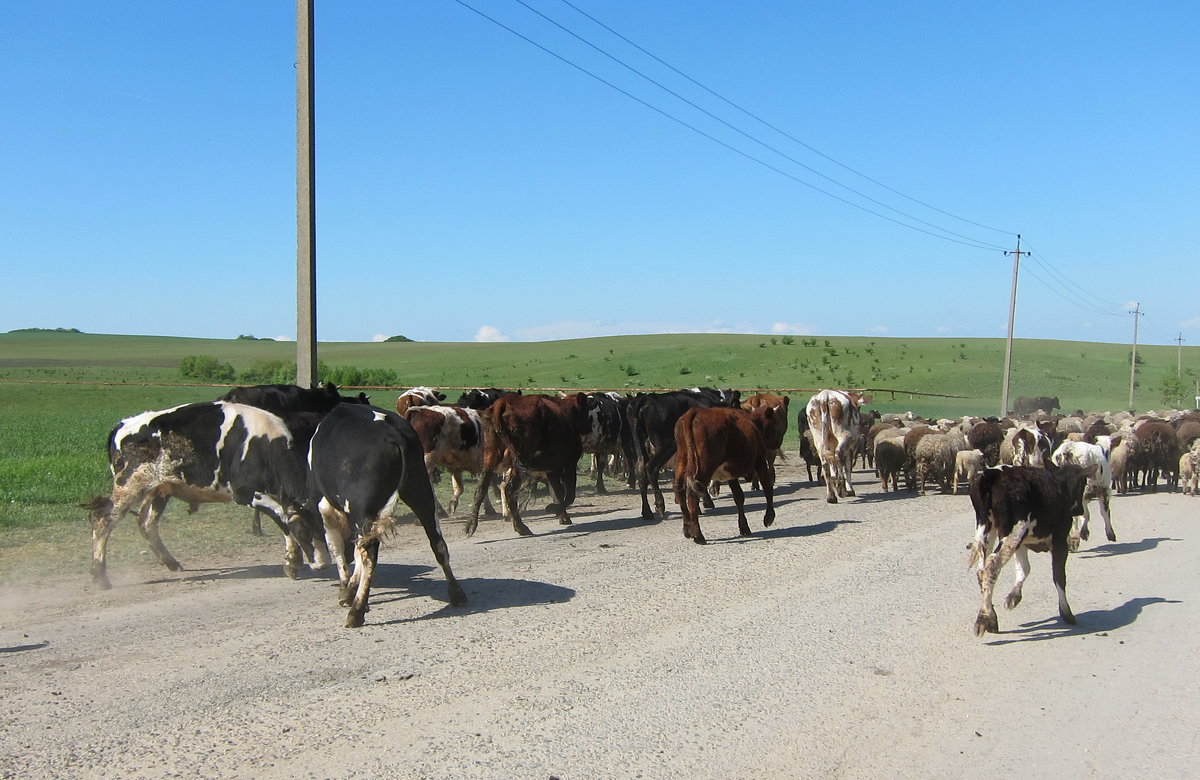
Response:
[1179,452,1196,496]
[1134,420,1181,491]
[874,434,907,492]
[902,426,937,492]
[953,449,985,495]
[967,421,1004,467]
[1175,420,1200,453]
[914,433,963,495]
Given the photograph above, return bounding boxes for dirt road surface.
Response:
[2,462,1198,779]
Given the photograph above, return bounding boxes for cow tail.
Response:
[966,467,1002,570]
[681,415,703,500]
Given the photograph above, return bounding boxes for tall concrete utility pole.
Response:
[296,0,318,388]
[1000,235,1026,417]
[1128,303,1142,411]
[1177,333,1185,376]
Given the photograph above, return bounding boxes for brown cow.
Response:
[401,404,497,517]
[672,406,776,545]
[467,393,589,536]
[395,386,445,416]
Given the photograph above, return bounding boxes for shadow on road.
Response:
[984,596,1181,645]
[364,563,575,625]
[147,564,286,584]
[0,641,50,654]
[1079,537,1181,558]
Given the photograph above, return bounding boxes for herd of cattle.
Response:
[83,383,1200,632]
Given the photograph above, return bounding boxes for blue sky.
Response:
[4,2,1197,346]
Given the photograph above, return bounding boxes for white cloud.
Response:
[867,325,889,334]
[935,326,952,334]
[1182,317,1200,329]
[474,325,510,342]
[371,334,387,343]
[771,322,816,335]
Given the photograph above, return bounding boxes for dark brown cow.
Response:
[467,393,589,536]
[673,406,776,545]
[967,461,1096,637]
[740,393,790,489]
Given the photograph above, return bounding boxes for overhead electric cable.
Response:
[1022,241,1126,309]
[1018,261,1124,318]
[555,0,1016,237]
[511,0,1009,251]
[454,0,1004,252]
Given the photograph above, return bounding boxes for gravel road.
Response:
[2,462,1198,779]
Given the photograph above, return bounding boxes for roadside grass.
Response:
[1,329,1194,575]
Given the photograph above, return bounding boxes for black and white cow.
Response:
[456,388,520,410]
[84,401,330,590]
[626,388,741,521]
[220,382,370,534]
[308,403,467,628]
[967,461,1096,636]
[579,391,630,494]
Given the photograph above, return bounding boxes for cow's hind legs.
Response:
[136,494,182,572]
[345,537,379,628]
[1051,539,1076,625]
[728,480,752,537]
[1004,547,1030,610]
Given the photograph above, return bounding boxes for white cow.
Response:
[1051,440,1115,550]
[805,389,870,503]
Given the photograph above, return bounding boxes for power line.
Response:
[510,0,1010,251]
[555,0,1015,237]
[1021,241,1126,309]
[453,0,1007,252]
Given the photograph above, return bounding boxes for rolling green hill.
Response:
[2,329,1194,417]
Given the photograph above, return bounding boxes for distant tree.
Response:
[179,355,235,382]
[1157,371,1189,409]
[384,335,414,343]
[238,360,295,384]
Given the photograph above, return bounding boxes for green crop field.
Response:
[1,329,1195,579]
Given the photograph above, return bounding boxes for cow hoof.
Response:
[448,585,468,607]
[826,495,838,504]
[692,536,707,545]
[641,510,657,523]
[1067,536,1080,553]
[1107,530,1117,542]
[464,518,479,537]
[545,503,561,514]
[513,522,534,537]
[973,614,998,637]
[344,611,366,629]
[763,512,776,528]
[558,517,572,526]
[1080,526,1090,541]
[285,563,300,580]
[164,559,183,572]
[1004,592,1022,610]
[92,575,113,591]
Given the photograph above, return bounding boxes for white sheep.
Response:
[952,449,985,495]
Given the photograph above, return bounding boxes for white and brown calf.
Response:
[1050,440,1115,550]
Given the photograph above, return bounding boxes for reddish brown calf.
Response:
[672,406,776,545]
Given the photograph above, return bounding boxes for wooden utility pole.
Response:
[1177,333,1185,376]
[1000,235,1026,417]
[296,0,318,388]
[1128,303,1142,411]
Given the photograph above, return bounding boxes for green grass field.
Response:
[1,329,1194,578]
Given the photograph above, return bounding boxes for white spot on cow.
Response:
[372,411,388,423]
